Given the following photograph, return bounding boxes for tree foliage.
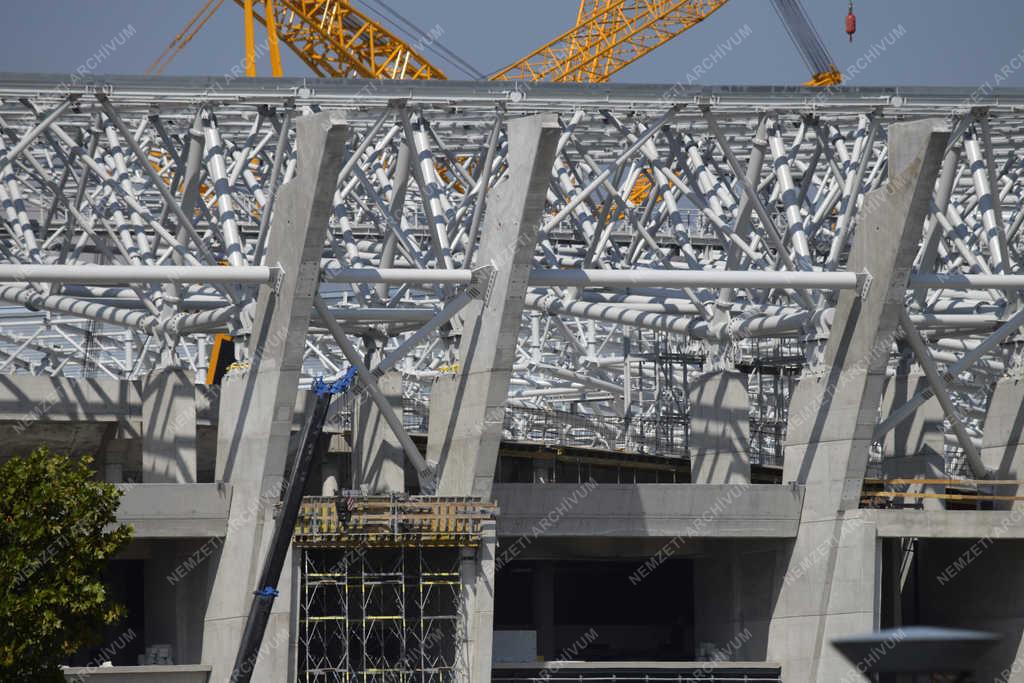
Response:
[0,447,132,681]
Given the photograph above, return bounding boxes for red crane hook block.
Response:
[846,2,857,42]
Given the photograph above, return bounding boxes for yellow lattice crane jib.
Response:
[492,0,731,83]
[160,0,843,88]
[235,0,446,79]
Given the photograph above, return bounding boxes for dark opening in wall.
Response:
[495,558,695,662]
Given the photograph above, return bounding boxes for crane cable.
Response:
[358,0,485,79]
[147,0,226,75]
[769,0,834,79]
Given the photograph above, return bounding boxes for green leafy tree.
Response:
[0,447,132,681]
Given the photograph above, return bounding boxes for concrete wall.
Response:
[62,666,210,683]
[693,539,784,662]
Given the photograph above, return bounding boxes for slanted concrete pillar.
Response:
[429,114,560,499]
[352,370,404,493]
[768,119,949,681]
[981,375,1024,509]
[141,367,197,483]
[688,371,750,484]
[201,112,347,681]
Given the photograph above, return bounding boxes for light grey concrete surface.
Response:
[688,371,751,484]
[0,375,326,432]
[492,483,803,538]
[693,539,783,662]
[867,509,1024,538]
[981,376,1024,509]
[880,453,946,511]
[62,666,210,682]
[113,483,231,538]
[769,118,950,681]
[880,372,945,458]
[201,112,347,682]
[352,370,404,493]
[141,539,218,665]
[0,374,141,424]
[431,114,561,499]
[141,368,197,483]
[460,520,497,683]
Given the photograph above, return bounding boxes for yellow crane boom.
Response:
[233,0,446,79]
[156,0,842,86]
[492,0,729,83]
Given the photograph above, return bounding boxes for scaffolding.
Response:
[297,496,496,682]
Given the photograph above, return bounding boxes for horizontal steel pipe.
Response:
[324,266,861,291]
[911,273,1024,290]
[524,292,709,338]
[331,307,437,323]
[530,269,862,290]
[322,265,473,285]
[0,265,277,286]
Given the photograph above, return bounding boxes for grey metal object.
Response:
[832,626,1001,675]
[0,74,1023,483]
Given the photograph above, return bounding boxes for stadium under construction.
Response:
[4,2,1024,682]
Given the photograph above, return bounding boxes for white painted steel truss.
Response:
[2,74,1023,476]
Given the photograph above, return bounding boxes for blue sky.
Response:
[1,1,1022,88]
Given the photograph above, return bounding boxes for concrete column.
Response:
[880,372,945,459]
[688,371,750,484]
[768,119,950,681]
[428,114,560,499]
[880,454,946,511]
[533,561,556,661]
[981,376,1024,509]
[352,370,404,493]
[880,371,946,510]
[201,112,347,681]
[141,368,196,483]
[459,520,497,682]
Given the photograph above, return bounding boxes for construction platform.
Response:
[294,495,498,548]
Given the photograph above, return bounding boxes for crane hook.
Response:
[846,1,857,42]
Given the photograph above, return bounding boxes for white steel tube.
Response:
[528,269,861,290]
[0,264,277,285]
[323,266,860,291]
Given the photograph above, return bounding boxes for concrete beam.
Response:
[0,374,141,424]
[868,509,1024,538]
[492,483,803,538]
[113,483,231,538]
